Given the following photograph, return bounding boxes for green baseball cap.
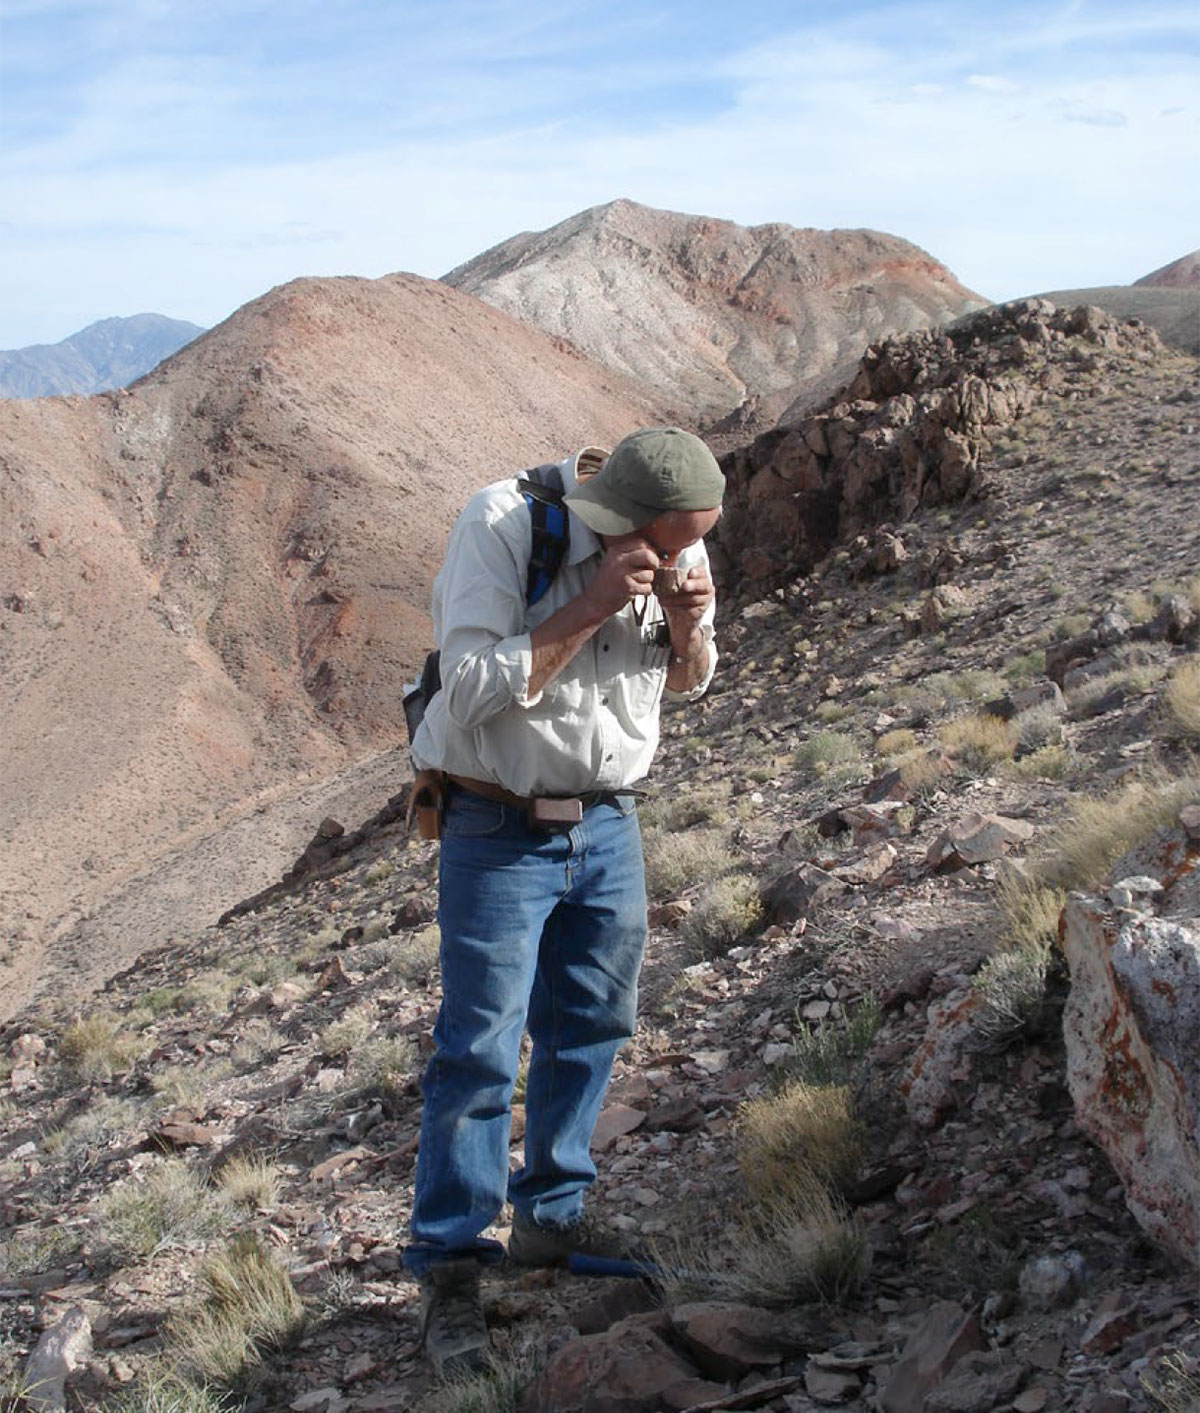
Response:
[564,427,725,535]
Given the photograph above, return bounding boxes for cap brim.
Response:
[563,483,647,536]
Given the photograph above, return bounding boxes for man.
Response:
[404,426,724,1373]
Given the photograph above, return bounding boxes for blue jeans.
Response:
[403,786,647,1277]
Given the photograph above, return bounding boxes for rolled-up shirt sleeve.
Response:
[433,494,546,730]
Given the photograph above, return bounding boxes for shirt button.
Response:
[602,643,610,651]
[601,696,609,706]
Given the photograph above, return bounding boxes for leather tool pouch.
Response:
[529,796,584,831]
[407,769,447,840]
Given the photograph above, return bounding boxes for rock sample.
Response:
[1061,829,1200,1267]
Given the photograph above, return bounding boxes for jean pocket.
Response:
[443,792,508,837]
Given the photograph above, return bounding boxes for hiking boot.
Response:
[418,1259,489,1375]
[508,1212,645,1269]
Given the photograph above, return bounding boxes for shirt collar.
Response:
[557,448,606,565]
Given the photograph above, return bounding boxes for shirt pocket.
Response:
[623,663,666,719]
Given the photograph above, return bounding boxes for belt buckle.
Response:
[529,797,583,831]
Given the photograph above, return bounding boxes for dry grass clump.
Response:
[1165,656,1200,739]
[423,1349,539,1413]
[318,1005,376,1060]
[1122,590,1156,625]
[653,1170,867,1310]
[738,1082,863,1194]
[998,873,1067,954]
[1141,1349,1200,1412]
[898,750,948,798]
[345,1035,418,1103]
[230,1021,285,1072]
[680,876,763,959]
[644,785,730,831]
[174,973,239,1017]
[792,731,861,781]
[94,1368,237,1412]
[389,924,442,985]
[875,728,917,758]
[57,1014,142,1084]
[1005,744,1077,782]
[171,1234,304,1384]
[98,1158,232,1259]
[41,1095,145,1166]
[1067,664,1165,717]
[216,1155,281,1212]
[642,827,732,897]
[937,714,1018,772]
[1031,769,1200,894]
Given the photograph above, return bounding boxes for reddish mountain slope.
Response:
[1135,249,1200,287]
[0,272,664,988]
[444,199,987,428]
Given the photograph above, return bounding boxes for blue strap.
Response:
[518,464,569,606]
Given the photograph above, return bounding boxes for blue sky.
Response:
[1,0,1197,348]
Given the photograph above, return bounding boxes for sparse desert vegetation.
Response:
[3,294,1199,1410]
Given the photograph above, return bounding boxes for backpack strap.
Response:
[516,463,570,607]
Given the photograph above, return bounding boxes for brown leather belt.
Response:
[447,774,537,810]
[446,774,626,813]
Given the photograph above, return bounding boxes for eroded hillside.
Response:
[0,273,664,1013]
[2,302,1198,1412]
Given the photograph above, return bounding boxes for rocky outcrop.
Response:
[1061,827,1200,1268]
[715,300,1165,587]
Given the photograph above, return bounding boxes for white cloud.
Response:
[1,0,1198,344]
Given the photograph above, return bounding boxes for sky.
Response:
[1,0,1197,349]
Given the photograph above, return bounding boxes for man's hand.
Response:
[657,565,715,649]
[581,541,659,619]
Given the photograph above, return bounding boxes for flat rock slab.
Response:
[877,1302,985,1413]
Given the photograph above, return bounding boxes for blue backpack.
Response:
[403,464,570,741]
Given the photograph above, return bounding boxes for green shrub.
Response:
[643,827,732,898]
[793,731,860,780]
[680,876,763,958]
[782,1000,881,1087]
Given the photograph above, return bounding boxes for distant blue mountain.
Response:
[0,314,205,398]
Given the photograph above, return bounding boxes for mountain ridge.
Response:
[444,198,988,432]
[0,313,205,399]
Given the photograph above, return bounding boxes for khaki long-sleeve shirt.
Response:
[411,451,717,798]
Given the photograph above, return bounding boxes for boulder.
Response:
[669,1302,817,1381]
[524,1312,725,1413]
[900,988,983,1128]
[760,864,848,923]
[877,1302,986,1413]
[926,813,1034,871]
[1062,867,1200,1267]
